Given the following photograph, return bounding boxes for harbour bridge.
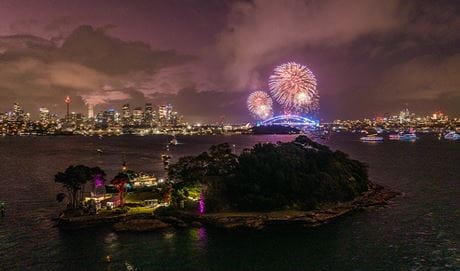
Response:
[258,114,319,127]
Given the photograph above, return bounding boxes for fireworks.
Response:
[268,62,318,112]
[247,91,273,120]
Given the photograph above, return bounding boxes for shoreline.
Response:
[57,183,400,231]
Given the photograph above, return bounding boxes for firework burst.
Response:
[247,91,273,120]
[269,62,319,112]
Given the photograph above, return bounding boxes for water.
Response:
[0,134,458,270]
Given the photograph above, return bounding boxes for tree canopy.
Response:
[168,136,370,212]
[55,165,105,209]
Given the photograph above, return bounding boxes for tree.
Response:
[111,172,130,207]
[168,136,370,212]
[54,165,106,209]
[168,143,238,209]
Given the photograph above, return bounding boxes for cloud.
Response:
[0,25,193,114]
[322,53,460,118]
[1,2,459,121]
[136,63,219,96]
[214,0,406,90]
[81,90,131,105]
[149,88,248,123]
[377,53,460,100]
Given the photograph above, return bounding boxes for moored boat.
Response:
[360,135,384,142]
[444,131,460,140]
[399,133,417,141]
[169,138,178,145]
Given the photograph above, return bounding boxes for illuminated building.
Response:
[122,104,131,125]
[158,104,173,126]
[39,107,51,124]
[143,103,155,126]
[132,107,143,125]
[87,104,94,119]
[13,103,22,115]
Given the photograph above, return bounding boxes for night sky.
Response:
[0,0,459,122]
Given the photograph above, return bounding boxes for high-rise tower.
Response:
[65,96,71,119]
[88,104,94,119]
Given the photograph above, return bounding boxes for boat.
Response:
[96,149,103,154]
[399,133,417,141]
[389,134,400,140]
[169,136,178,145]
[444,131,460,140]
[360,134,384,142]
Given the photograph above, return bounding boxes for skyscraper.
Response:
[39,107,50,124]
[132,107,143,125]
[158,104,172,126]
[143,103,154,126]
[12,102,24,121]
[122,103,131,125]
[88,104,94,119]
[13,103,22,114]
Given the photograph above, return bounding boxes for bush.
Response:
[224,136,369,211]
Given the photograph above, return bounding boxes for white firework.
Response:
[247,91,273,120]
[269,62,319,112]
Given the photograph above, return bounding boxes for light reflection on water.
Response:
[0,134,458,270]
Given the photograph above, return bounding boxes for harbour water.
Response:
[0,134,458,270]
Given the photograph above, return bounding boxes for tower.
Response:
[88,104,94,119]
[65,96,71,119]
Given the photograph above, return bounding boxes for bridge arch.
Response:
[258,114,318,127]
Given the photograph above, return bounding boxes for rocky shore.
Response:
[196,183,400,230]
[57,183,400,231]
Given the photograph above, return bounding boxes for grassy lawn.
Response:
[125,191,160,203]
[127,206,153,214]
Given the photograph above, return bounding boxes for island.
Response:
[55,135,399,231]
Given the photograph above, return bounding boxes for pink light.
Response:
[94,174,104,188]
[199,192,205,215]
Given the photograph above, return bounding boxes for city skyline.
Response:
[0,0,459,122]
[2,98,459,123]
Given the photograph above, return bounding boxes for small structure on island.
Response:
[131,174,157,188]
[83,173,111,212]
[103,195,122,209]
